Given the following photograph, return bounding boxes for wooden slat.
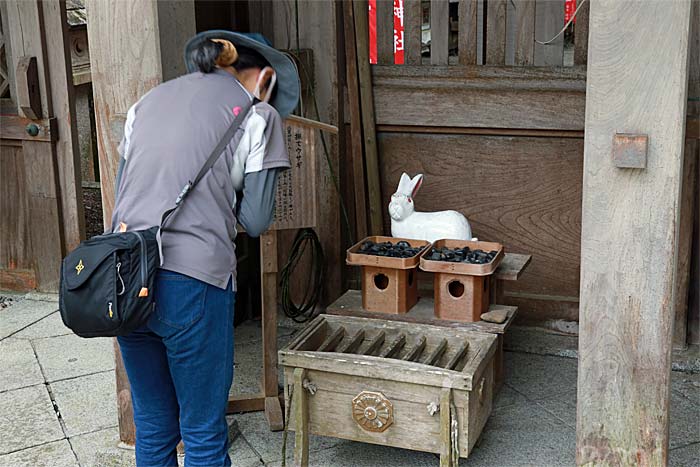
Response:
[430,0,449,65]
[328,289,518,334]
[353,0,384,235]
[377,124,583,138]
[485,0,506,65]
[458,0,478,65]
[401,335,426,361]
[534,0,564,66]
[0,143,32,278]
[511,0,536,66]
[42,0,85,251]
[261,230,283,430]
[376,0,394,64]
[318,326,346,352]
[494,253,532,281]
[337,328,366,354]
[380,333,406,358]
[673,139,698,349]
[293,368,309,467]
[371,65,586,130]
[573,0,589,65]
[576,2,693,464]
[439,388,452,467]
[343,0,368,242]
[362,330,386,355]
[445,341,469,370]
[404,0,422,65]
[0,115,55,142]
[423,338,448,366]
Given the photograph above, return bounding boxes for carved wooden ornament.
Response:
[352,391,393,432]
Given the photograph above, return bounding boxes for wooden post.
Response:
[576,1,692,465]
[261,230,284,431]
[439,387,452,467]
[293,368,309,467]
[85,0,195,446]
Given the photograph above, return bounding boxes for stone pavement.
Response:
[1,293,698,467]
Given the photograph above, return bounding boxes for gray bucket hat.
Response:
[184,30,300,118]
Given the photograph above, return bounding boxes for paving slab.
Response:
[33,334,114,382]
[672,371,700,406]
[670,390,700,450]
[50,371,118,437]
[0,384,64,455]
[70,427,136,467]
[0,338,44,392]
[493,383,529,411]
[231,339,265,396]
[504,326,579,359]
[463,400,576,466]
[230,411,343,464]
[266,439,438,467]
[13,311,72,340]
[227,418,265,466]
[504,352,577,400]
[669,442,700,467]
[0,298,58,340]
[0,439,78,467]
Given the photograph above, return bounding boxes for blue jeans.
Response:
[117,269,235,467]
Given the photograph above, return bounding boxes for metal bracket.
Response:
[612,133,648,169]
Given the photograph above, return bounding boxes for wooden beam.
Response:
[342,0,368,242]
[371,65,586,130]
[576,1,693,464]
[42,0,85,251]
[85,0,195,445]
[573,0,589,65]
[354,0,383,235]
[0,115,56,142]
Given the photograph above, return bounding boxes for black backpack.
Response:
[59,101,253,337]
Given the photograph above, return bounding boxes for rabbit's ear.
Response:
[410,174,424,197]
[397,173,412,194]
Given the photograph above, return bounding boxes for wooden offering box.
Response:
[280,315,497,466]
[346,236,431,314]
[420,240,504,322]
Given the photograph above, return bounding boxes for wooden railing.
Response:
[373,0,589,67]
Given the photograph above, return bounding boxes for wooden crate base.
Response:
[280,315,497,465]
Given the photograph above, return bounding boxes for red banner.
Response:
[394,0,404,64]
[369,0,377,64]
[565,0,577,24]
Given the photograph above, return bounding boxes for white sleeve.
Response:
[118,103,138,160]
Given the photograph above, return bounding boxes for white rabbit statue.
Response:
[389,173,473,243]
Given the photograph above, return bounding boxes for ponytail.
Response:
[190,39,238,73]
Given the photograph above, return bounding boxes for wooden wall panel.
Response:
[371,65,586,130]
[272,0,343,305]
[378,132,583,323]
[0,143,32,271]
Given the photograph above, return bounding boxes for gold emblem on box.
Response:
[352,391,393,432]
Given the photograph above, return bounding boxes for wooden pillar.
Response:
[576,1,692,465]
[85,0,195,445]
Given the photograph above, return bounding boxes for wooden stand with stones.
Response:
[329,253,531,392]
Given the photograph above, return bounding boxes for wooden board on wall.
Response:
[371,65,586,130]
[378,132,583,323]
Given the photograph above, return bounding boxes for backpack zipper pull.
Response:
[108,301,113,318]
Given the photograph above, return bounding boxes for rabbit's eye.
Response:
[408,198,412,203]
